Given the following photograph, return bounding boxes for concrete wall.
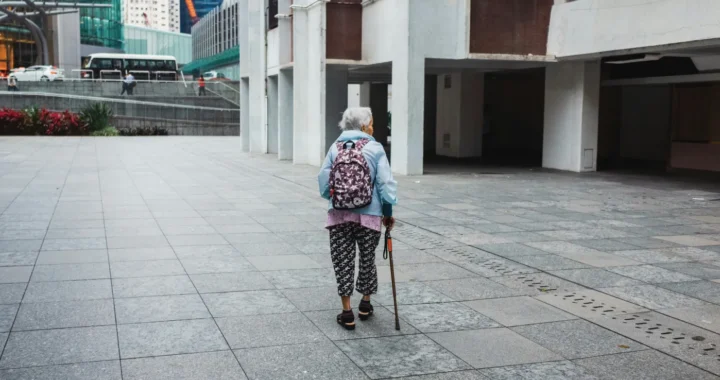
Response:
[548,0,720,58]
[50,12,81,71]
[267,28,280,72]
[435,72,484,158]
[113,117,239,135]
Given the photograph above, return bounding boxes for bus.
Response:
[81,54,179,81]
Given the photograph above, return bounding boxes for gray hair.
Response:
[338,107,373,131]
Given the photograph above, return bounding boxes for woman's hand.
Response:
[383,216,395,231]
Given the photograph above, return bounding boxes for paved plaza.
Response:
[1,137,720,379]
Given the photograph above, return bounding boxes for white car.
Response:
[9,66,65,82]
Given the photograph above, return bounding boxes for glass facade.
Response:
[125,25,192,64]
[79,0,123,49]
[0,26,36,74]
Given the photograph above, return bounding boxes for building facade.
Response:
[239,0,720,174]
[125,25,192,64]
[122,0,181,32]
[186,0,239,78]
[180,0,223,34]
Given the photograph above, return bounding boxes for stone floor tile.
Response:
[659,304,720,334]
[237,342,369,380]
[657,280,720,304]
[110,259,185,278]
[338,334,471,378]
[428,328,562,369]
[233,242,302,256]
[511,319,647,359]
[490,273,586,293]
[0,326,118,368]
[0,251,38,266]
[306,307,419,340]
[464,296,576,327]
[475,243,550,258]
[572,239,641,251]
[0,303,18,332]
[263,268,337,289]
[0,240,43,252]
[397,263,478,282]
[527,241,642,267]
[615,237,681,249]
[0,283,25,304]
[31,263,110,282]
[180,256,254,274]
[115,294,210,324]
[549,268,642,288]
[108,247,177,262]
[428,277,534,301]
[599,284,706,309]
[0,361,122,380]
[172,244,243,259]
[190,271,274,293]
[45,228,106,239]
[247,254,323,271]
[167,234,229,247]
[117,319,227,359]
[13,299,115,331]
[35,249,107,264]
[395,372,486,380]
[217,312,326,348]
[281,286,344,311]
[655,262,720,280]
[0,266,32,283]
[41,238,106,251]
[399,302,500,333]
[121,351,246,380]
[573,350,719,380]
[23,279,112,303]
[374,282,454,306]
[608,265,699,283]
[480,360,600,380]
[512,255,589,271]
[160,225,218,236]
[0,229,46,240]
[201,290,296,317]
[112,275,197,298]
[106,236,169,249]
[655,235,720,247]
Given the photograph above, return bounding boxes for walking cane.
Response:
[383,229,400,330]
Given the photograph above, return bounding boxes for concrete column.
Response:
[359,82,371,107]
[248,0,267,153]
[543,61,601,172]
[278,69,294,160]
[240,78,250,151]
[370,83,389,145]
[391,56,425,175]
[325,68,349,153]
[267,76,279,154]
[435,72,484,158]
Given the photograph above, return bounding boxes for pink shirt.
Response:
[326,209,382,232]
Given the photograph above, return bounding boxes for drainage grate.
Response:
[537,290,720,375]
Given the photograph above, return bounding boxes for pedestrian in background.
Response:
[198,75,206,96]
[318,107,397,330]
[7,75,18,92]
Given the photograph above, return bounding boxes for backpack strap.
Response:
[336,138,370,151]
[355,138,370,150]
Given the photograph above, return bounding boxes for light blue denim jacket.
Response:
[318,131,397,217]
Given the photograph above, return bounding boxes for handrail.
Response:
[0,91,241,112]
[99,69,121,79]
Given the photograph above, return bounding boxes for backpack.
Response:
[329,139,373,210]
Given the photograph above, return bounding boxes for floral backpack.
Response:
[329,139,373,209]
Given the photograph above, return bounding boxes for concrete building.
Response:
[122,0,181,32]
[179,0,223,34]
[238,0,720,175]
[186,0,239,79]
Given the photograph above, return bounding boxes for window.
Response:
[268,0,278,30]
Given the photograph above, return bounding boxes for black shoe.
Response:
[358,300,374,321]
[337,309,355,330]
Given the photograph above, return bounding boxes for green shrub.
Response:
[90,127,119,136]
[21,106,44,134]
[79,103,113,132]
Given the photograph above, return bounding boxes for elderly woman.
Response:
[318,107,397,330]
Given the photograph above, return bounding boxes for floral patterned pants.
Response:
[329,222,381,297]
